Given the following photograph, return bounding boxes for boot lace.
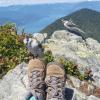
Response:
[46,76,65,100]
[29,70,45,99]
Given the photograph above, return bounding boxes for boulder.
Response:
[0,62,28,100]
[43,30,100,99]
[44,30,100,81]
[1,30,100,100]
[93,88,100,98]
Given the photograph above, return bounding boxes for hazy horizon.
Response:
[0,0,100,33]
[0,0,99,7]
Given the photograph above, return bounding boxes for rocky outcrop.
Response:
[44,30,100,74]
[44,30,100,99]
[0,62,28,100]
[0,30,100,100]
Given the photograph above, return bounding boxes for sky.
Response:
[0,0,98,6]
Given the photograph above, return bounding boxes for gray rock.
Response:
[73,89,88,100]
[44,30,100,99]
[33,33,47,43]
[1,30,100,100]
[68,76,81,88]
[0,62,28,100]
[88,95,100,100]
[44,30,100,79]
[92,72,100,87]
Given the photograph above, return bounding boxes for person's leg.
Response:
[45,62,66,100]
[25,91,33,100]
[28,59,46,100]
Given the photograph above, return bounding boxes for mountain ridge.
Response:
[40,8,100,42]
[0,1,100,7]
[0,1,100,33]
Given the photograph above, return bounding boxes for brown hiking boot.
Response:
[28,59,46,100]
[45,62,66,100]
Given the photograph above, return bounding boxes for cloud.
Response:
[0,0,94,6]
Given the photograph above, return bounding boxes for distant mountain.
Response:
[0,1,100,33]
[41,8,100,42]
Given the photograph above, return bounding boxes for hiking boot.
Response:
[45,62,66,100]
[28,59,46,100]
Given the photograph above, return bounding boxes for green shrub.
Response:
[59,57,93,81]
[0,23,29,78]
[43,50,54,65]
[59,58,80,76]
